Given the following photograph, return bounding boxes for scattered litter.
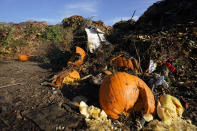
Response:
[149,74,169,88]
[164,62,176,72]
[147,60,157,73]
[163,57,176,73]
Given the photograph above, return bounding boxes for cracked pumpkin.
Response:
[99,72,155,119]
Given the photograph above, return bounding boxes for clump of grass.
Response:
[41,24,65,43]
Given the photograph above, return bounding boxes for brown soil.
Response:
[0,60,86,130]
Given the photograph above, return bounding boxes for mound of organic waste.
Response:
[0,0,197,130]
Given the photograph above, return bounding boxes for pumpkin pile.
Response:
[51,46,86,87]
[99,72,155,119]
[51,45,156,120]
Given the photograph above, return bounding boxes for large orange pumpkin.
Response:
[99,72,155,119]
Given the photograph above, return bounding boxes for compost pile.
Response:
[0,0,197,130]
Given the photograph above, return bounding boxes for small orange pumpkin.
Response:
[18,54,30,61]
[99,72,155,119]
[68,46,86,67]
[111,55,140,73]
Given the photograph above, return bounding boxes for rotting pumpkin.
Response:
[52,69,80,87]
[99,72,155,119]
[68,46,86,67]
[110,55,140,73]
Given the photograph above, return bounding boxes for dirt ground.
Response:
[0,60,88,130]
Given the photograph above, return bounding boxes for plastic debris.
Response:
[163,57,176,72]
[148,60,157,73]
[164,62,176,72]
[85,27,110,53]
[149,74,169,88]
[157,94,184,125]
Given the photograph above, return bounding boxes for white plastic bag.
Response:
[85,27,109,53]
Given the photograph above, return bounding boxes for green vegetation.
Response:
[41,24,65,43]
[31,25,38,33]
[1,26,27,47]
[0,21,75,56]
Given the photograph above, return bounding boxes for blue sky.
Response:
[0,0,159,26]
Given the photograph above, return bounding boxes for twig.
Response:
[151,84,155,93]
[131,10,136,19]
[80,74,93,81]
[134,40,143,73]
[0,83,23,89]
[0,117,10,127]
